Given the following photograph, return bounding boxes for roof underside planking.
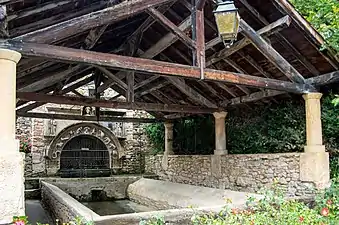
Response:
[0,0,338,120]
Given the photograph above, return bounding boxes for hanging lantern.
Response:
[213,1,240,48]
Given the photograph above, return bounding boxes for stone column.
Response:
[0,49,25,223]
[213,111,227,155]
[300,93,329,189]
[164,122,174,155]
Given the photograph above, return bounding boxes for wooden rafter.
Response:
[17,112,161,123]
[147,7,196,50]
[16,92,219,114]
[14,0,174,44]
[206,15,291,67]
[238,0,320,76]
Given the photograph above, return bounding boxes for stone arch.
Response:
[46,123,125,175]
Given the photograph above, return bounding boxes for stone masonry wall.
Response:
[145,153,316,197]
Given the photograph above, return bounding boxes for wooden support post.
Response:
[195,7,205,78]
[127,72,135,103]
[239,19,305,83]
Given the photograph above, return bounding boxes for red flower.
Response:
[320,207,329,217]
[231,208,239,214]
[299,216,304,222]
[326,199,333,205]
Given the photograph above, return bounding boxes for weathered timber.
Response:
[273,0,339,68]
[240,19,305,83]
[306,71,339,86]
[97,66,128,90]
[196,0,207,10]
[14,0,173,43]
[97,79,115,93]
[16,92,218,114]
[0,4,8,38]
[206,15,291,66]
[18,65,89,92]
[237,51,273,78]
[17,112,161,123]
[8,0,72,21]
[135,81,170,97]
[147,7,196,50]
[17,76,94,113]
[0,40,315,93]
[134,75,160,90]
[127,72,135,102]
[229,90,284,105]
[142,15,192,58]
[238,0,319,76]
[11,1,107,37]
[195,9,205,70]
[215,82,237,98]
[167,77,217,108]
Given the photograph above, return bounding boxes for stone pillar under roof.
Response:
[213,111,227,155]
[164,122,174,155]
[0,49,25,223]
[300,93,330,189]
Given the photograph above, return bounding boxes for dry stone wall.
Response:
[145,153,316,197]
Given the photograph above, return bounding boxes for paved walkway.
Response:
[25,200,53,225]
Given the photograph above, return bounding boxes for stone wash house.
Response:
[17,83,152,177]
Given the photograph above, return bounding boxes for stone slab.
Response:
[127,178,261,210]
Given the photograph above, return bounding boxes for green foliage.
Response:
[139,215,166,225]
[291,0,339,55]
[141,179,339,225]
[144,123,165,154]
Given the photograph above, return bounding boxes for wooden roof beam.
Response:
[17,112,161,123]
[16,92,218,114]
[238,0,320,76]
[1,40,315,93]
[14,0,174,43]
[239,19,306,83]
[206,15,291,67]
[17,75,94,113]
[147,7,196,50]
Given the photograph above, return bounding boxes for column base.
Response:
[300,151,330,189]
[214,149,227,155]
[0,141,25,223]
[304,145,326,153]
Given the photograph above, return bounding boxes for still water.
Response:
[81,200,154,216]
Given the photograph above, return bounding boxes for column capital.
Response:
[213,111,227,119]
[164,121,174,129]
[0,49,21,63]
[303,92,323,101]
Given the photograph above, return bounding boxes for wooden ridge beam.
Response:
[206,15,292,67]
[17,112,161,123]
[1,40,315,93]
[239,19,305,83]
[14,0,173,43]
[16,92,219,114]
[147,7,196,50]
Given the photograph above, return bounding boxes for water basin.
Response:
[81,200,154,216]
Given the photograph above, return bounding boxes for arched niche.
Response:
[45,123,125,176]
